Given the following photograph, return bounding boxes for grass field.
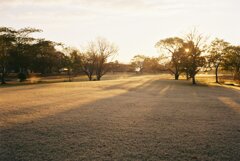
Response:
[0,75,240,160]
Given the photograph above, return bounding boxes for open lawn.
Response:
[0,75,240,161]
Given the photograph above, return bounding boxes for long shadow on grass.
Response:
[0,79,240,161]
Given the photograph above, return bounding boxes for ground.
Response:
[0,75,240,161]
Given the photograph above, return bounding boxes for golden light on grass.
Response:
[218,97,240,112]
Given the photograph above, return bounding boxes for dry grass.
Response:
[196,74,240,86]
[0,75,240,161]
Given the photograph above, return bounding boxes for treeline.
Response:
[131,30,239,84]
[1,27,239,85]
[0,27,119,84]
[130,55,165,73]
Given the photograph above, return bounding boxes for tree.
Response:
[94,38,118,80]
[223,45,240,81]
[107,60,120,73]
[82,38,118,81]
[69,49,82,75]
[208,38,229,83]
[184,30,207,84]
[32,40,64,74]
[81,46,97,81]
[155,37,185,80]
[143,57,162,73]
[0,27,16,84]
[62,48,82,81]
[63,55,73,82]
[177,42,192,80]
[131,55,146,73]
[10,27,41,76]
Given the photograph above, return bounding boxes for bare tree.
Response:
[95,38,117,80]
[82,38,118,81]
[81,44,97,81]
[184,29,207,84]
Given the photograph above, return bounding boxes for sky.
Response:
[1,0,239,63]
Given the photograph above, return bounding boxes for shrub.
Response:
[18,73,27,82]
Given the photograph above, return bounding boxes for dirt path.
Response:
[0,75,240,161]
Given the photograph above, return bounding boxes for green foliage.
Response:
[223,46,240,80]
[208,38,229,66]
[0,26,67,84]
[0,27,17,84]
[208,38,230,83]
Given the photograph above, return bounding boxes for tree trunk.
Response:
[1,73,6,84]
[215,65,219,83]
[96,74,101,81]
[68,73,71,82]
[186,71,190,80]
[68,68,71,82]
[88,75,92,81]
[192,75,196,85]
[233,67,240,80]
[174,73,179,80]
[1,67,6,84]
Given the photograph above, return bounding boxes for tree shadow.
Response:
[0,78,240,160]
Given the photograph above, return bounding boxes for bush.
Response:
[18,73,27,82]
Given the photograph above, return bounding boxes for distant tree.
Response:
[82,38,118,81]
[223,45,240,81]
[11,27,41,75]
[94,38,118,80]
[184,30,207,84]
[155,37,185,80]
[208,38,229,83]
[109,62,135,73]
[81,44,97,81]
[0,27,16,84]
[131,55,146,73]
[64,49,82,81]
[63,48,82,75]
[143,57,163,73]
[63,55,73,82]
[32,40,64,74]
[107,60,120,73]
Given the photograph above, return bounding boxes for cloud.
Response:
[0,0,185,11]
[0,0,237,26]
[0,0,188,20]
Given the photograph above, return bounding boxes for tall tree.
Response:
[223,45,240,81]
[155,37,184,80]
[0,27,16,84]
[208,38,229,83]
[14,27,41,74]
[32,40,63,74]
[184,30,207,84]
